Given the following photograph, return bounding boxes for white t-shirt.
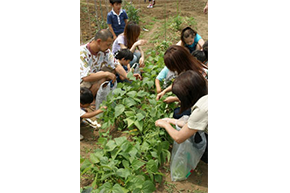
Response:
[112,34,126,54]
[80,108,86,117]
[80,43,119,82]
[188,95,208,133]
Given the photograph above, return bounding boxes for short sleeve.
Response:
[187,96,208,131]
[188,107,208,131]
[80,45,90,82]
[194,33,202,43]
[80,108,86,117]
[123,10,129,20]
[107,12,112,24]
[112,35,126,54]
[156,66,169,81]
[105,50,119,69]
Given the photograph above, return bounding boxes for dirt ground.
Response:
[80,0,208,192]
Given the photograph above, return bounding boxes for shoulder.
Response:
[188,95,208,131]
[117,35,125,42]
[193,95,208,112]
[107,10,113,16]
[80,44,89,56]
[195,33,202,41]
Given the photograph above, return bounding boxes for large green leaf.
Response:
[128,147,138,158]
[112,184,128,193]
[142,180,156,193]
[104,140,117,152]
[146,160,158,173]
[134,121,143,132]
[126,91,137,98]
[131,159,145,171]
[90,152,101,164]
[114,136,127,146]
[123,98,136,107]
[96,182,112,192]
[124,111,135,117]
[127,175,145,191]
[113,88,126,96]
[137,90,148,97]
[100,172,114,181]
[122,160,130,169]
[116,168,130,180]
[141,141,149,151]
[124,118,135,128]
[80,159,92,173]
[136,113,145,121]
[115,104,125,118]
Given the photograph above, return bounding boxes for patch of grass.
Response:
[143,24,153,30]
[165,181,177,193]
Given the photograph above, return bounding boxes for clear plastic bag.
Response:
[131,63,140,74]
[170,116,207,181]
[95,80,117,110]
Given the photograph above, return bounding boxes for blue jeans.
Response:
[129,50,141,67]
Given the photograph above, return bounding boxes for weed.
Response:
[165,181,177,193]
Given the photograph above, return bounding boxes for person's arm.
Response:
[196,39,205,50]
[155,79,162,94]
[163,96,180,104]
[138,46,145,67]
[119,43,128,49]
[82,71,116,83]
[155,120,197,144]
[108,24,117,40]
[115,64,142,80]
[81,109,104,118]
[127,63,131,72]
[156,84,172,100]
[130,40,147,53]
[203,2,208,14]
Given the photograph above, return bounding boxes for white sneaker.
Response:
[147,4,153,8]
[80,134,84,141]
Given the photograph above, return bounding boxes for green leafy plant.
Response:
[123,1,140,24]
[81,52,179,192]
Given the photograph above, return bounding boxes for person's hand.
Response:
[100,106,107,110]
[156,90,165,101]
[106,72,116,83]
[139,57,145,67]
[162,118,177,125]
[163,96,178,104]
[133,73,142,80]
[136,39,147,46]
[155,119,170,128]
[203,3,208,14]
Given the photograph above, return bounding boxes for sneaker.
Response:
[147,4,153,8]
[80,134,84,141]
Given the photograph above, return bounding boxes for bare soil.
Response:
[80,0,208,192]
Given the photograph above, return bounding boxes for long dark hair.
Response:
[164,45,204,75]
[172,70,208,113]
[124,21,141,49]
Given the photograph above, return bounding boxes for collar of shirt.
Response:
[112,9,123,25]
